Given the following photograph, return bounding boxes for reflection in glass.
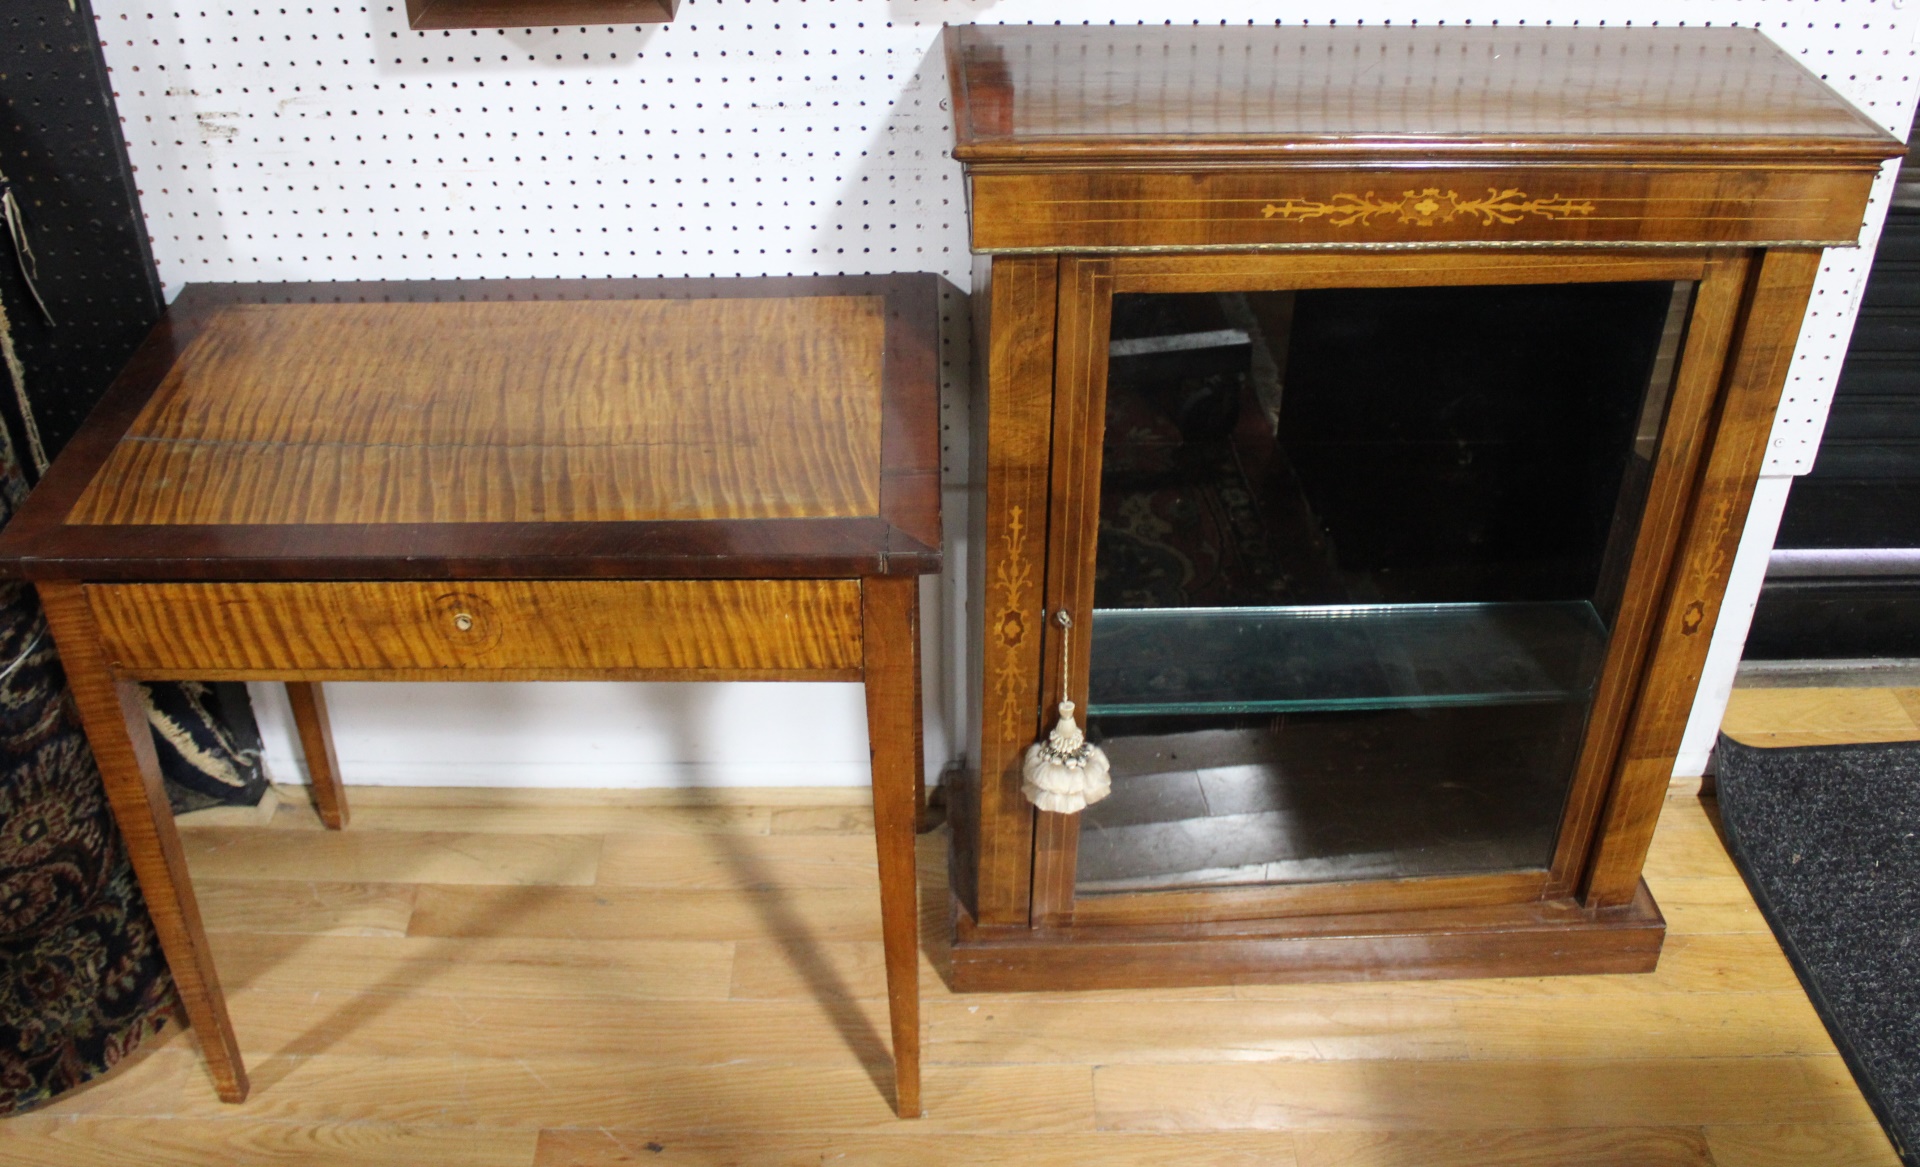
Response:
[1078,280,1693,894]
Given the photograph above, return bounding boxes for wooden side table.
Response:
[0,275,942,1118]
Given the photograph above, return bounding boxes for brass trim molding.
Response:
[972,238,1855,256]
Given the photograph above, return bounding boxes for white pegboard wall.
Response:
[1758,1,1917,472]
[108,18,962,282]
[1765,160,1909,473]
[87,0,1920,786]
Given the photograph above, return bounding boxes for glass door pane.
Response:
[1077,279,1693,894]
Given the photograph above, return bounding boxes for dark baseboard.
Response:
[1747,577,1920,660]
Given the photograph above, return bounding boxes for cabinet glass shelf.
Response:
[1087,600,1609,717]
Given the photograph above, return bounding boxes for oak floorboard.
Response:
[407,885,890,942]
[1720,687,1920,748]
[180,826,602,886]
[1643,829,1742,879]
[926,993,1834,1064]
[205,934,737,1000]
[596,833,884,890]
[1093,1056,1878,1131]
[193,879,416,936]
[732,938,1182,1004]
[1640,801,1743,879]
[144,1056,1095,1133]
[220,991,896,1065]
[1640,874,1772,933]
[770,805,876,835]
[1894,687,1920,729]
[1704,1122,1906,1167]
[263,801,777,836]
[534,1130,1296,1166]
[726,939,952,1001]
[725,928,1797,1004]
[275,783,868,808]
[0,1116,539,1167]
[1292,1127,1715,1167]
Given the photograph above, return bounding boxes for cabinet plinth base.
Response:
[947,881,1665,992]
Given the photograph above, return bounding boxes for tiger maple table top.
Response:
[0,275,942,581]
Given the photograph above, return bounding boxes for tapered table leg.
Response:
[862,575,923,1119]
[37,582,249,1103]
[910,579,931,832]
[285,681,348,829]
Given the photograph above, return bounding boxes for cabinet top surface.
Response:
[945,24,1902,166]
[0,276,942,581]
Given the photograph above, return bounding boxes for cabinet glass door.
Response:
[1076,279,1694,894]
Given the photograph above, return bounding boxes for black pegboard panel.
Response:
[0,0,162,471]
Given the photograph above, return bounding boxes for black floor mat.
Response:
[1715,734,1920,1165]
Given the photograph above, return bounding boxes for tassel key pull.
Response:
[1021,612,1112,814]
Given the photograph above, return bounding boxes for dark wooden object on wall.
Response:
[0,274,941,1116]
[944,24,1903,990]
[404,0,676,31]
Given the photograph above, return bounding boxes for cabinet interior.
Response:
[1079,280,1695,893]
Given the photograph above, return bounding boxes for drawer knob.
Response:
[452,612,475,632]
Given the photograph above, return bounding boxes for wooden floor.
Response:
[5,691,1911,1166]
[1721,684,1920,749]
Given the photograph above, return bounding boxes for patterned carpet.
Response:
[0,430,177,1115]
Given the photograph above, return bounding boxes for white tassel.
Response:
[1021,612,1112,814]
[1022,699,1111,814]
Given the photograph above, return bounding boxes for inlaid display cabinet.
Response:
[942,23,1903,989]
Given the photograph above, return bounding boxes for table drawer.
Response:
[86,579,864,680]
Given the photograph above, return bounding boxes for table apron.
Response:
[82,579,866,682]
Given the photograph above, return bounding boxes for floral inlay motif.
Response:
[993,505,1034,738]
[1259,187,1596,228]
